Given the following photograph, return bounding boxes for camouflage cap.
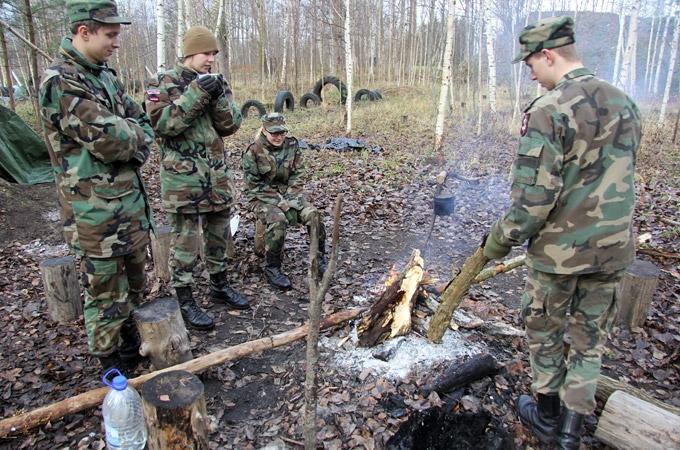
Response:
[67,0,131,25]
[513,16,575,63]
[262,113,288,133]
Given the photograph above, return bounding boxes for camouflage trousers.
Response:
[522,267,624,414]
[81,247,146,357]
[254,202,326,254]
[168,209,232,287]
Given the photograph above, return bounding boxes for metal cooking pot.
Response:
[433,194,455,216]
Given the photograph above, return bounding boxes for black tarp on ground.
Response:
[0,105,52,185]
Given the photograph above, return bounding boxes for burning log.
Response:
[357,250,425,347]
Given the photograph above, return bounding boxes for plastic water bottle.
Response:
[101,368,147,450]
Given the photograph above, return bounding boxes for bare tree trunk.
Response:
[434,0,456,153]
[176,0,186,58]
[612,2,626,84]
[659,14,679,124]
[653,4,673,95]
[476,9,483,136]
[484,0,496,113]
[618,2,637,93]
[344,0,353,134]
[292,0,300,93]
[22,0,41,118]
[156,0,166,71]
[279,2,289,86]
[644,15,656,96]
[257,0,266,97]
[0,24,15,111]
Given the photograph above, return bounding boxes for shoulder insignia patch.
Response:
[520,113,530,136]
[146,89,160,102]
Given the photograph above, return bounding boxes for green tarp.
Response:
[0,105,53,185]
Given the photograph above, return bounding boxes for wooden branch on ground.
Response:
[427,247,489,343]
[0,308,363,438]
[356,249,425,347]
[595,374,680,417]
[304,196,342,450]
[422,353,500,396]
[473,254,526,283]
[637,248,680,259]
[595,390,680,449]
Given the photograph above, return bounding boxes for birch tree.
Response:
[155,0,166,71]
[617,1,638,93]
[659,12,679,124]
[654,1,674,95]
[344,0,353,133]
[0,24,14,111]
[279,2,289,85]
[612,1,626,85]
[484,0,496,113]
[176,0,186,57]
[434,0,456,152]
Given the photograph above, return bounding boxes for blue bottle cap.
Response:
[112,374,128,391]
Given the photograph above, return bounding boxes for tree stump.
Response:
[133,297,193,370]
[594,390,680,449]
[151,225,172,282]
[615,259,660,328]
[254,219,265,257]
[141,370,209,450]
[39,256,82,323]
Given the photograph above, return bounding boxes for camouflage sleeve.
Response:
[122,91,154,165]
[209,95,241,137]
[242,145,284,206]
[41,75,147,164]
[146,77,211,138]
[491,108,564,248]
[285,144,305,200]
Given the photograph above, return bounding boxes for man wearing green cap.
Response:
[242,113,327,290]
[480,16,641,449]
[39,0,154,374]
[145,26,249,331]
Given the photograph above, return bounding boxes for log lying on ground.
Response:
[427,247,489,343]
[357,250,425,347]
[142,370,209,449]
[422,353,500,396]
[134,297,193,370]
[40,256,82,323]
[594,390,680,449]
[0,308,363,438]
[596,374,680,416]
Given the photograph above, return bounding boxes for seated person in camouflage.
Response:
[38,0,153,374]
[145,26,250,331]
[242,113,327,290]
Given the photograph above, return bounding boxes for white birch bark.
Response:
[659,15,679,123]
[155,0,166,71]
[654,1,674,94]
[434,0,456,151]
[344,0,353,133]
[279,2,289,85]
[213,0,225,35]
[644,15,656,93]
[176,0,186,58]
[612,2,625,85]
[484,0,496,113]
[618,2,638,93]
[368,0,376,83]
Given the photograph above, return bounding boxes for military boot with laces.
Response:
[176,286,214,330]
[264,251,292,290]
[210,271,250,309]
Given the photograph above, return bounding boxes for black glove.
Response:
[197,75,223,98]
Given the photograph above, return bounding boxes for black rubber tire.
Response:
[241,99,267,119]
[372,89,383,100]
[354,88,377,101]
[312,76,348,104]
[299,92,321,108]
[274,90,295,113]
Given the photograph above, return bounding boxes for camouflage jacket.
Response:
[39,37,153,258]
[242,133,307,209]
[145,64,241,213]
[491,68,642,275]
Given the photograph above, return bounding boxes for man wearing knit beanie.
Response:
[145,26,249,331]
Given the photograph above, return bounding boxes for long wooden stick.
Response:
[0,19,52,62]
[304,196,342,450]
[0,308,363,438]
[427,247,489,343]
[473,254,526,283]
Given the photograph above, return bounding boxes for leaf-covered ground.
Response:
[1,93,679,449]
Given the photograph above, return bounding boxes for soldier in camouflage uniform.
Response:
[481,16,641,449]
[39,0,154,374]
[242,113,327,289]
[145,26,249,331]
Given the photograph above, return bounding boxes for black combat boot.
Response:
[210,272,250,309]
[98,353,134,378]
[118,318,143,371]
[518,393,561,444]
[264,251,292,290]
[556,408,584,450]
[176,286,214,330]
